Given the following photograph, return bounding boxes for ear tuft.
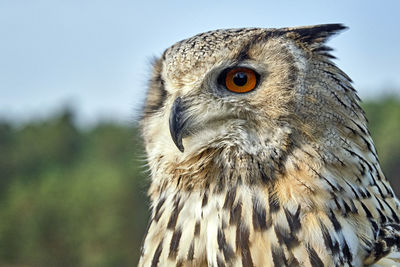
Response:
[283,24,347,58]
[286,23,347,48]
[287,23,347,45]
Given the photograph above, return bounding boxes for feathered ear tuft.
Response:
[287,24,347,45]
[284,24,347,58]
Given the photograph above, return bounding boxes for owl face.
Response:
[141,25,350,162]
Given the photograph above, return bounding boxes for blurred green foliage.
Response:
[0,97,399,266]
[0,111,149,266]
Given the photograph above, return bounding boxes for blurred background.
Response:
[0,0,399,266]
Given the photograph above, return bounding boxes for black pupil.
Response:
[233,72,248,86]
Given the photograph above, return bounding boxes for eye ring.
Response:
[221,67,258,93]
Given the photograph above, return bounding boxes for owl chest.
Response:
[141,186,363,267]
[189,189,312,267]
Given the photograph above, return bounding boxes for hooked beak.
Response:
[169,97,187,152]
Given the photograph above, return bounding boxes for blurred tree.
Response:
[8,109,81,181]
[362,96,400,195]
[0,121,15,196]
[0,110,149,266]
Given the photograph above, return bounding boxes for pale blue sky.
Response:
[1,0,399,125]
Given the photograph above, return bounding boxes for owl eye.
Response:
[221,67,258,93]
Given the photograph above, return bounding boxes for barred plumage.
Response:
[139,24,400,266]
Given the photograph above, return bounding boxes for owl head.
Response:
[141,24,363,171]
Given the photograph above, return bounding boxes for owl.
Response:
[138,24,400,266]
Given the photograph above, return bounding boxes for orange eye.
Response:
[224,67,258,93]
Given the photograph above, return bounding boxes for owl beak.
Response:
[169,97,187,152]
